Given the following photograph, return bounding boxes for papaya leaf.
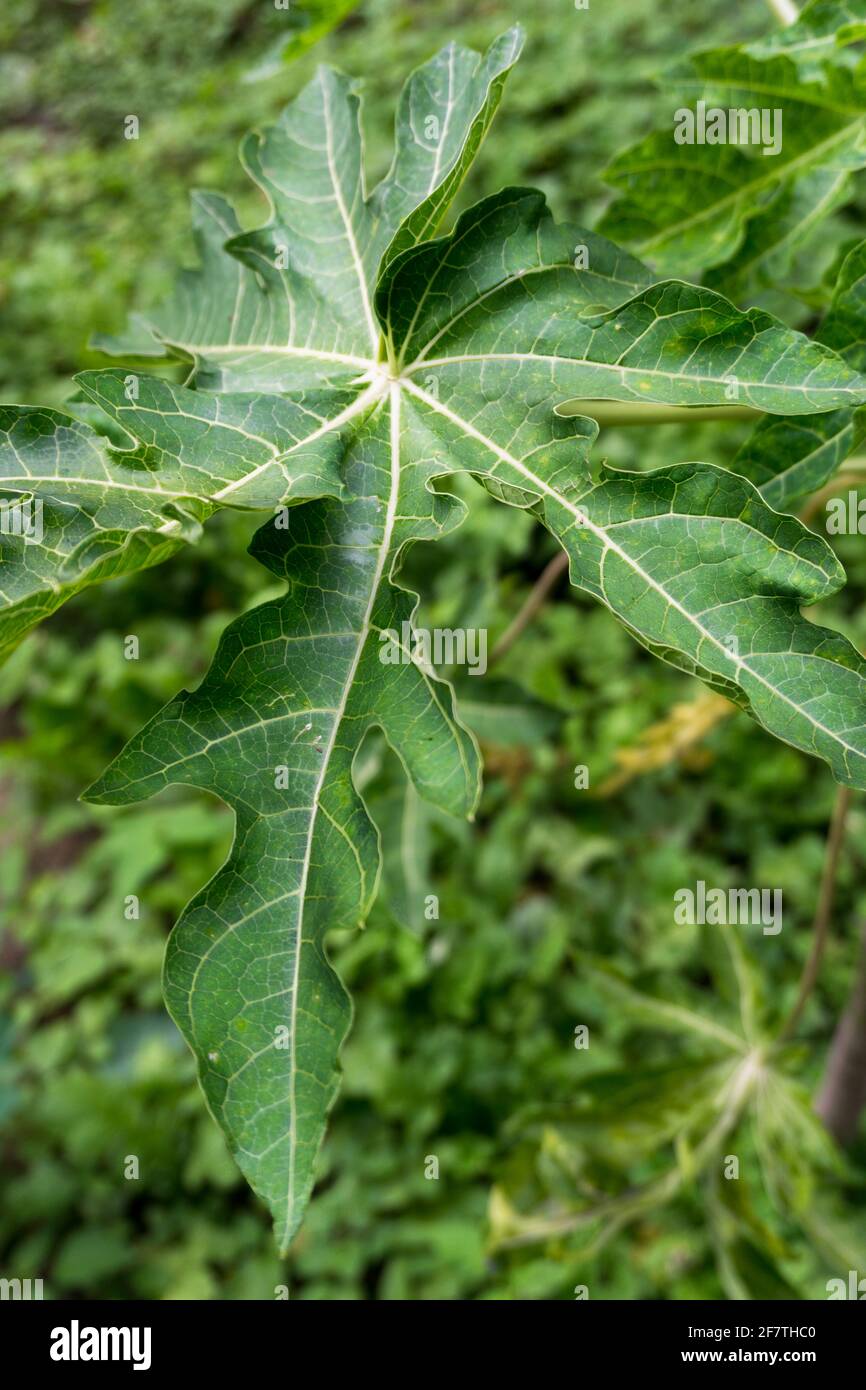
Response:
[600,1,866,285]
[733,236,866,510]
[501,964,839,1272]
[0,29,525,660]
[8,30,866,1252]
[746,0,866,73]
[243,1,362,84]
[578,958,748,1055]
[379,188,866,788]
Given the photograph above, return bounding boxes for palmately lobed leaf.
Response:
[7,22,866,1252]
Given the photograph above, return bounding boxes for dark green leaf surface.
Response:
[0,377,361,659]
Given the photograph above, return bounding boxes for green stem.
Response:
[556,401,762,426]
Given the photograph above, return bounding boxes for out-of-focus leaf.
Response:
[734,238,866,510]
[244,1,362,83]
[452,676,563,747]
[601,3,866,283]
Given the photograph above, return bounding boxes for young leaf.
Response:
[578,959,747,1055]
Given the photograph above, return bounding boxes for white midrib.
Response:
[321,89,380,354]
[405,261,591,368]
[283,381,400,1244]
[149,380,383,537]
[402,377,864,771]
[163,342,372,368]
[409,352,866,405]
[211,378,382,503]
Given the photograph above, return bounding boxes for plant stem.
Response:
[490,550,569,664]
[815,921,866,1143]
[778,785,852,1044]
[556,401,761,426]
[799,465,866,523]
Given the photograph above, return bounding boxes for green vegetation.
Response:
[3,0,866,1301]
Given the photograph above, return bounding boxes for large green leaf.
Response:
[86,398,480,1251]
[9,30,866,1252]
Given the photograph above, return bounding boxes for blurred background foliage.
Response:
[2,0,866,1300]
